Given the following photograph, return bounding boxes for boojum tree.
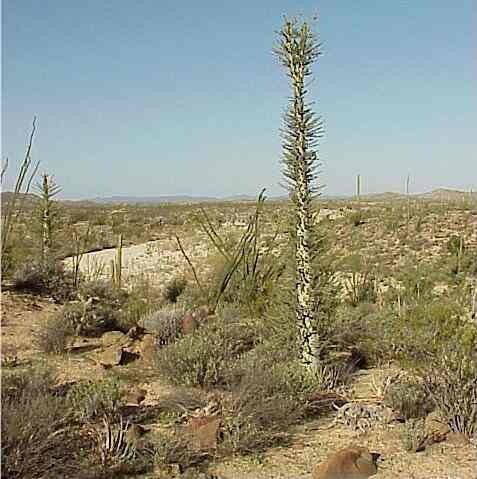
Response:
[275,16,324,369]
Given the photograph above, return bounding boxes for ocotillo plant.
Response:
[35,173,62,263]
[1,117,40,272]
[275,16,324,369]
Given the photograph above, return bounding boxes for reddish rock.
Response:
[312,446,380,479]
[186,416,222,450]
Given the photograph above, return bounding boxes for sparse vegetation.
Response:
[2,12,476,479]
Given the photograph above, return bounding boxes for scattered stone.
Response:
[125,387,147,405]
[425,410,451,437]
[66,337,101,353]
[186,415,222,450]
[307,391,348,413]
[101,330,126,346]
[94,347,124,368]
[127,325,146,340]
[312,446,380,479]
[137,333,156,362]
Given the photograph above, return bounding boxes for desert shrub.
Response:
[314,303,386,366]
[79,279,128,304]
[139,305,186,346]
[420,349,477,438]
[35,313,74,354]
[155,318,257,388]
[67,378,123,421]
[384,379,433,419]
[447,235,465,256]
[400,418,428,452]
[119,275,163,329]
[340,286,474,366]
[220,366,305,454]
[11,259,75,301]
[163,277,187,304]
[95,416,155,475]
[60,280,129,336]
[2,367,92,478]
[152,432,210,473]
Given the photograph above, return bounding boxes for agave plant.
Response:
[97,416,136,467]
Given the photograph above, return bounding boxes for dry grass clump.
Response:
[219,367,304,454]
[420,350,477,438]
[35,312,75,354]
[59,280,129,336]
[383,379,433,420]
[1,368,90,478]
[11,259,75,302]
[2,367,158,478]
[139,305,186,347]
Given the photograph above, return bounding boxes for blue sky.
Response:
[3,0,476,199]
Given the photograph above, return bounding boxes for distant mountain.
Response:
[417,188,477,201]
[1,191,39,206]
[89,195,224,204]
[359,192,407,201]
[2,188,475,207]
[87,194,285,204]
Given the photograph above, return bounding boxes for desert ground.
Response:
[2,193,476,478]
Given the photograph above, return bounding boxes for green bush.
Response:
[447,235,465,256]
[384,379,433,419]
[400,419,428,452]
[163,277,187,304]
[67,378,123,421]
[155,318,257,388]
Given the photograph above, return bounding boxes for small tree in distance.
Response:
[275,16,324,369]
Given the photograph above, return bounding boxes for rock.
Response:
[66,337,101,353]
[307,391,348,413]
[124,387,147,405]
[312,446,380,479]
[186,416,222,450]
[425,410,450,437]
[95,347,124,368]
[101,330,126,347]
[137,333,156,362]
[127,325,146,340]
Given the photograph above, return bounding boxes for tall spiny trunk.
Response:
[275,17,324,368]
